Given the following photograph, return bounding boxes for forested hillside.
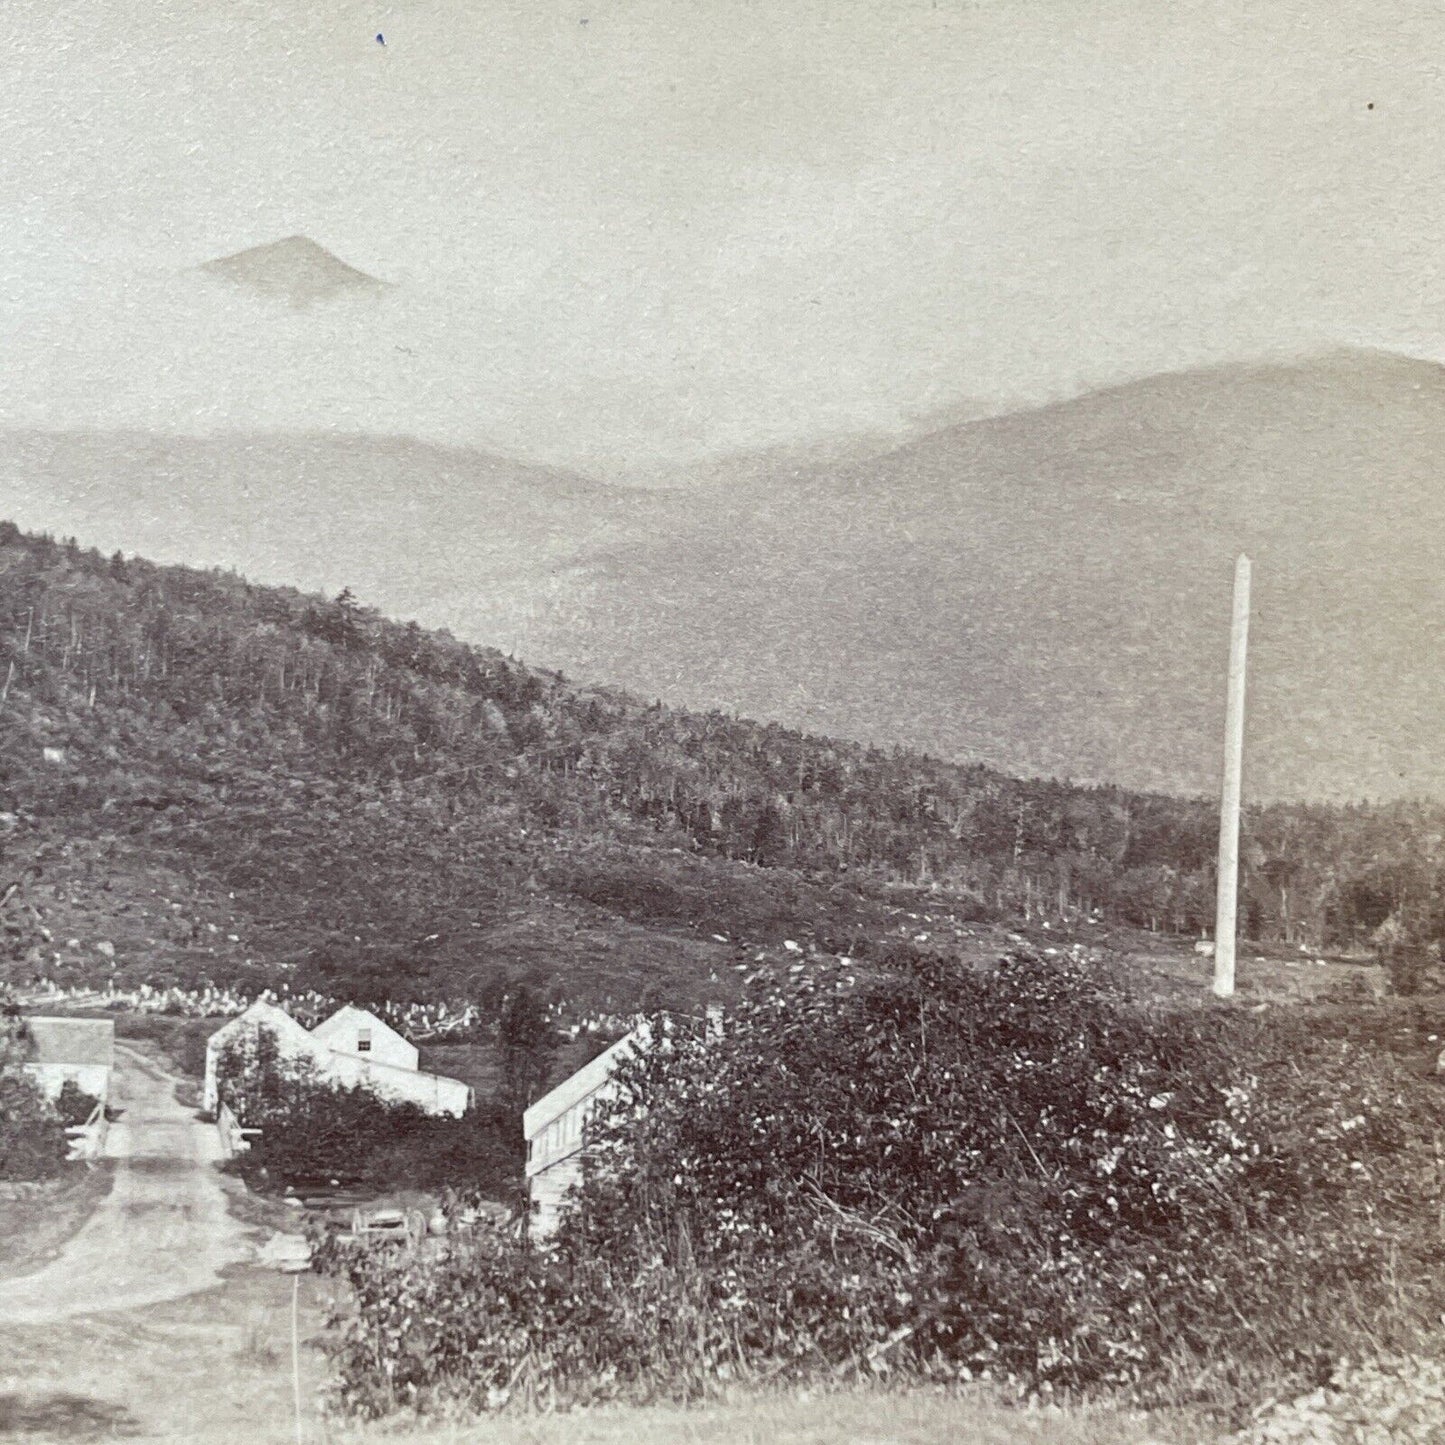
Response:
[0,523,1441,1014]
[18,354,1445,804]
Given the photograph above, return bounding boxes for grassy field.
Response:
[0,1262,335,1443]
[331,1392,1211,1445]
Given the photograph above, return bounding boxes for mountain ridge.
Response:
[5,348,1444,800]
[551,348,1445,801]
[198,236,390,308]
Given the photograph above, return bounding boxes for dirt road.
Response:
[0,1044,252,1323]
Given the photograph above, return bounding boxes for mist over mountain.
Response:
[0,429,645,660]
[5,348,1443,801]
[555,349,1445,802]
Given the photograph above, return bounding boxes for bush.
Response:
[314,947,1445,1419]
[0,1070,69,1180]
[53,1078,101,1128]
[1386,948,1433,998]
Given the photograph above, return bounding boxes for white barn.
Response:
[20,1017,114,1107]
[524,1008,725,1238]
[311,1005,419,1071]
[204,1000,470,1118]
[202,1000,325,1114]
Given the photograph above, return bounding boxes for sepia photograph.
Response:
[3,1,1445,1440]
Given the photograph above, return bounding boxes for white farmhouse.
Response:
[19,1016,114,1107]
[203,999,471,1118]
[524,1007,724,1238]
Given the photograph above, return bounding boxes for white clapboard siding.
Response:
[522,1026,648,1238]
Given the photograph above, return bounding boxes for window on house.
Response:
[357,1028,372,1053]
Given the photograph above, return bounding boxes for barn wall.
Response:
[529,1153,585,1239]
[522,1027,652,1241]
[24,1063,110,1105]
[203,1012,326,1113]
[527,1090,605,1175]
[326,1052,471,1116]
[312,1008,420,1072]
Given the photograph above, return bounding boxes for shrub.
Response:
[314,946,1445,1419]
[1386,948,1435,998]
[0,1070,69,1180]
[53,1078,101,1128]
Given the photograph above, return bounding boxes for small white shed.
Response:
[20,1016,114,1106]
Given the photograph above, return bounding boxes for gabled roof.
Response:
[207,999,319,1052]
[22,1016,114,1068]
[523,1025,648,1140]
[311,1005,411,1051]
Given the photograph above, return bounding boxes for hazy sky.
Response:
[4,0,1445,469]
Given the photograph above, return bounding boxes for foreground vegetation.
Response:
[315,946,1445,1428]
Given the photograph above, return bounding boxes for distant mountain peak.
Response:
[198,236,388,307]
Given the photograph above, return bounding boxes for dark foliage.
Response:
[0,1013,68,1182]
[215,1026,518,1197]
[52,1079,100,1129]
[315,948,1445,1419]
[496,984,558,1114]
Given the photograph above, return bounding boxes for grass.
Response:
[0,1265,335,1444]
[326,1392,1210,1445]
[0,1164,114,1279]
[0,1257,1215,1445]
[111,1012,218,1082]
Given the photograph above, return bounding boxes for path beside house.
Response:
[0,1043,251,1323]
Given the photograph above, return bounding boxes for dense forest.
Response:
[0,522,1440,1013]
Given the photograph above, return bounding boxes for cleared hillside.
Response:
[0,525,1441,1015]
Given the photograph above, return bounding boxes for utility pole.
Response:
[291,1270,305,1445]
[1213,554,1251,998]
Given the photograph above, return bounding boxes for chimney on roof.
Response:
[705,1004,724,1041]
